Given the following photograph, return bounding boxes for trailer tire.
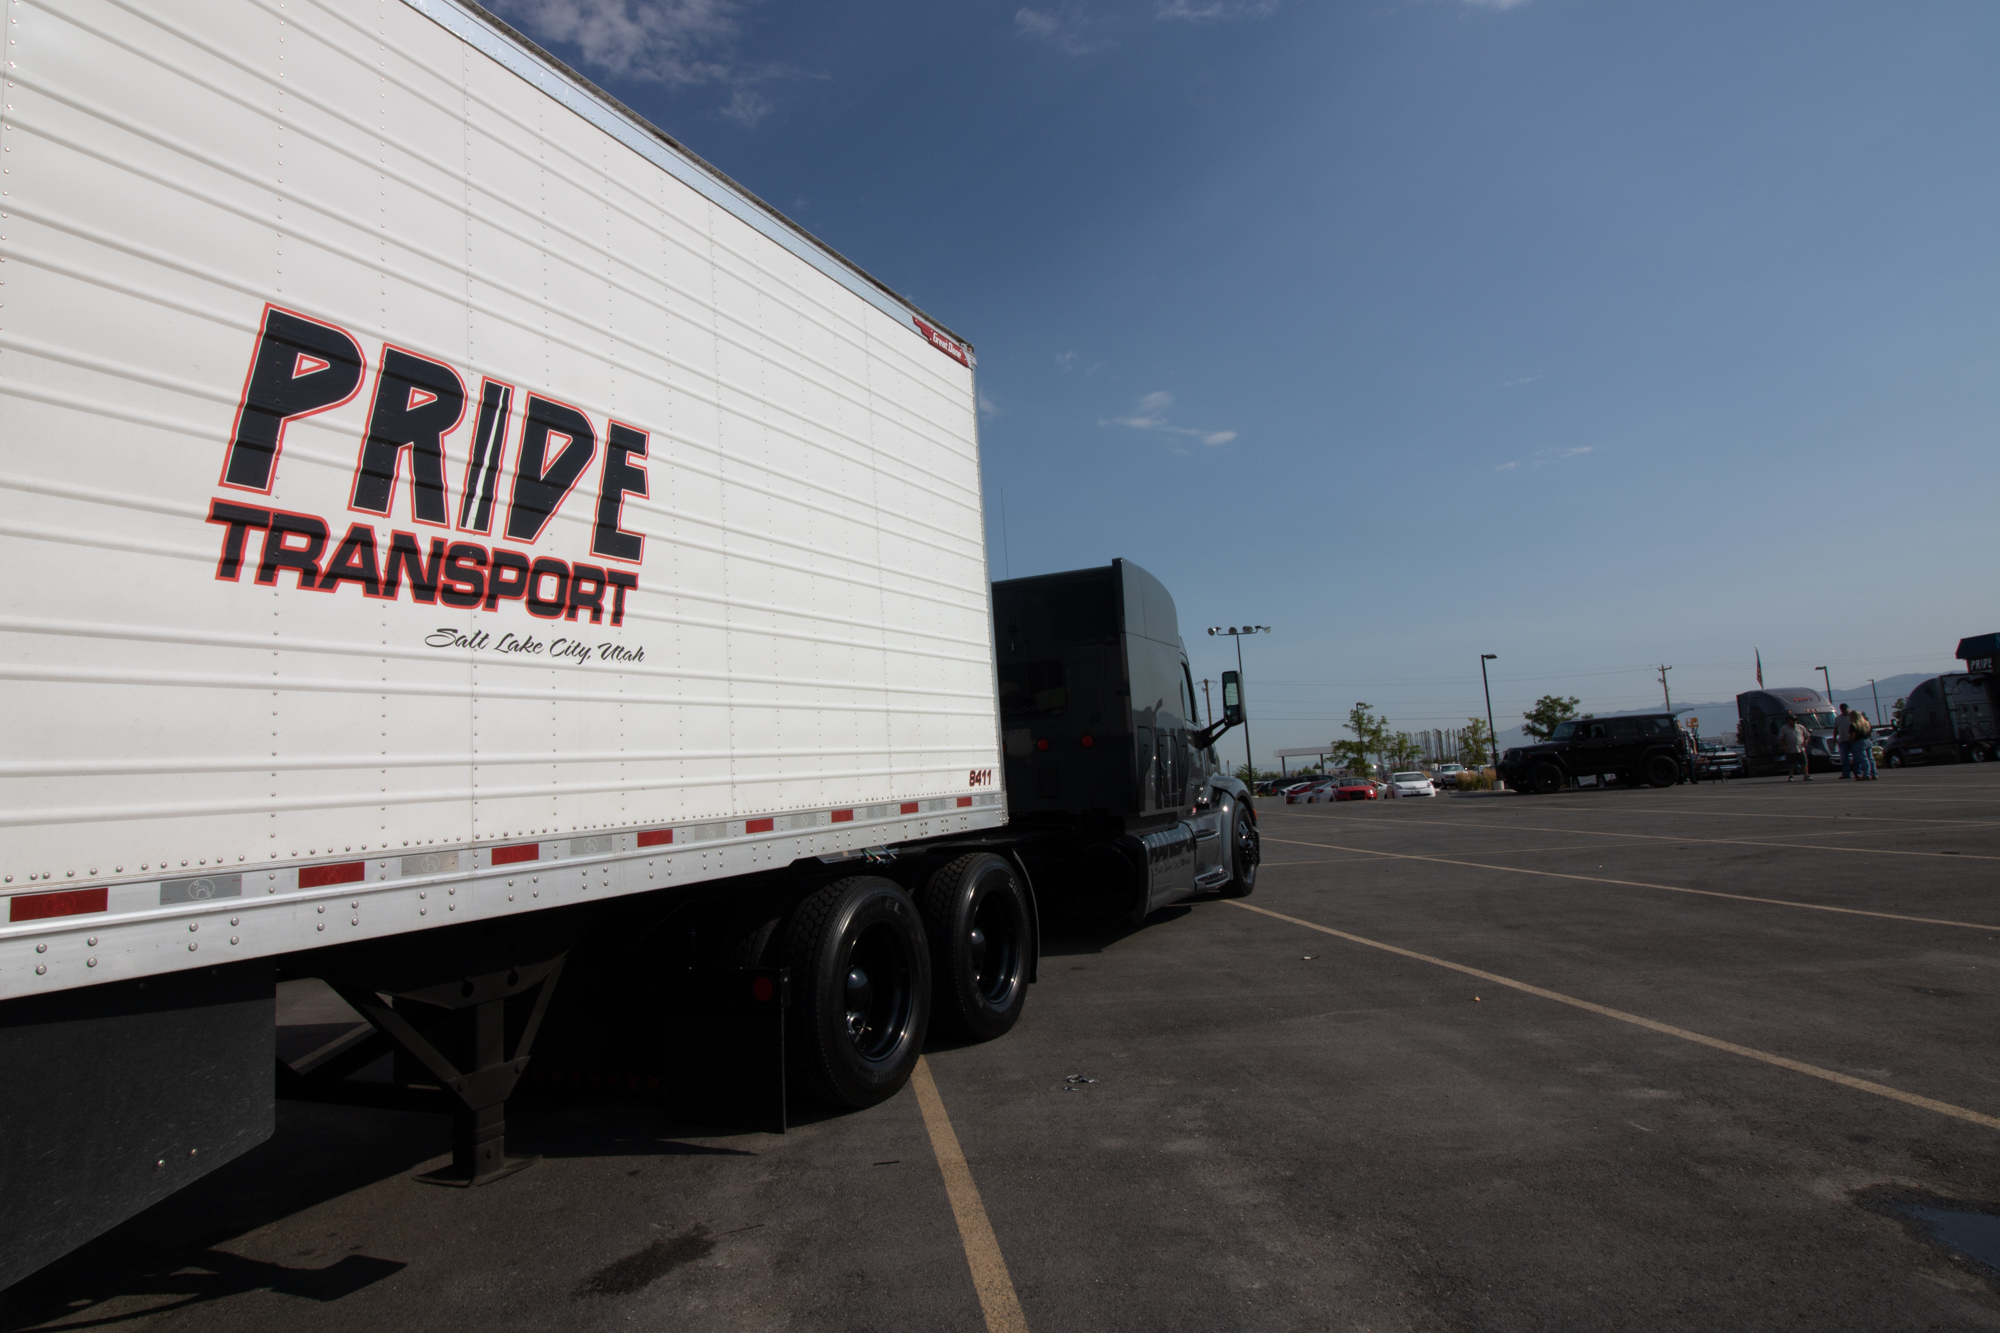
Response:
[919,854,1031,1042]
[1529,763,1565,795]
[1644,753,1680,788]
[783,876,929,1108]
[1219,800,1259,898]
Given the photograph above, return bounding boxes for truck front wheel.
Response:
[920,854,1031,1042]
[1219,801,1259,898]
[1529,763,1565,794]
[1644,754,1680,788]
[784,877,930,1108]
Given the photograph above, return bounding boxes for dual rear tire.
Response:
[783,855,1033,1108]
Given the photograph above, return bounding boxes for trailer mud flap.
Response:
[665,968,788,1135]
[0,962,275,1291]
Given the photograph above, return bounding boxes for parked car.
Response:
[1498,712,1692,794]
[1431,763,1469,789]
[1333,776,1381,801]
[1693,741,1745,780]
[1285,779,1337,804]
[1389,771,1437,797]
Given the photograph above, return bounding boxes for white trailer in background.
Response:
[1,0,1262,1292]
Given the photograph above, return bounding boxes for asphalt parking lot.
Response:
[8,766,2000,1332]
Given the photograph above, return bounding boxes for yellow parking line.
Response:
[1260,834,2000,933]
[1281,809,2000,863]
[1593,805,2000,830]
[911,1056,1029,1333]
[1227,901,2000,1132]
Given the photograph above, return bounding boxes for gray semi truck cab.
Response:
[1736,688,1839,776]
[993,560,1259,921]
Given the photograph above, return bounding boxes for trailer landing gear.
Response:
[278,914,586,1185]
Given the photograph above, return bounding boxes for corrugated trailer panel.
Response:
[0,0,1001,996]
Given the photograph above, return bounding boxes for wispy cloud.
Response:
[1055,350,1102,375]
[1014,6,1112,55]
[720,87,775,127]
[1460,0,1530,10]
[1156,0,1277,20]
[1501,373,1543,389]
[979,390,1001,418]
[493,0,792,124]
[1101,391,1237,448]
[1497,444,1591,471]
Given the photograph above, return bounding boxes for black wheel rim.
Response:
[1235,813,1260,873]
[968,885,1022,1008]
[842,920,915,1063]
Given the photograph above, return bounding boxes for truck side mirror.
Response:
[1221,671,1245,726]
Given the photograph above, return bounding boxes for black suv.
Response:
[1498,713,1691,794]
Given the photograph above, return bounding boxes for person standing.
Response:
[1836,703,1856,779]
[1853,710,1877,780]
[1779,715,1811,781]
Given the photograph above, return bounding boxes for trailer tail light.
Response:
[491,842,539,866]
[1035,738,1049,751]
[745,818,775,834]
[751,975,775,1002]
[636,829,672,847]
[9,887,109,922]
[900,802,920,815]
[299,860,365,888]
[831,809,854,822]
[1080,734,1093,747]
[956,796,973,808]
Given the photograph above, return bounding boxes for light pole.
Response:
[1208,625,1270,777]
[1870,678,1882,723]
[1658,664,1674,712]
[1818,665,1833,703]
[1480,654,1499,770]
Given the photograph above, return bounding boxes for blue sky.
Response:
[496,0,1999,764]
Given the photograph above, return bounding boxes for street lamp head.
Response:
[1482,653,1497,661]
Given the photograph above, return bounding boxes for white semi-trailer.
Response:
[0,0,1258,1289]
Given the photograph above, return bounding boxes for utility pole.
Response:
[1207,625,1271,778]
[1658,664,1673,712]
[1480,654,1499,770]
[1869,678,1882,722]
[1200,678,1214,728]
[1818,665,1833,703]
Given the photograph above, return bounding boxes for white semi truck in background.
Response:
[0,0,1259,1288]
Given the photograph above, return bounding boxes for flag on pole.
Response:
[1755,649,1763,688]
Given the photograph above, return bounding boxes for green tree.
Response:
[1457,717,1495,769]
[1386,731,1424,769]
[1344,701,1389,774]
[1521,694,1581,742]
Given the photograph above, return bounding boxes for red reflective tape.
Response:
[9,887,108,922]
[745,818,775,835]
[299,860,365,888]
[957,796,974,808]
[901,802,920,815]
[636,829,672,847]
[491,842,539,865]
[831,809,854,823]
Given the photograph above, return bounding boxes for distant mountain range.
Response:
[1492,672,1933,749]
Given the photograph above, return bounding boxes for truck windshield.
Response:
[1550,720,1578,741]
[1794,712,1837,728]
[999,660,1067,717]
